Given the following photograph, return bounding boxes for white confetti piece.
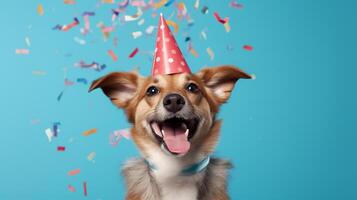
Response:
[132,31,142,39]
[145,26,155,35]
[137,19,145,26]
[74,37,86,45]
[25,37,31,47]
[45,128,53,142]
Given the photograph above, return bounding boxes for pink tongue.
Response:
[162,124,190,154]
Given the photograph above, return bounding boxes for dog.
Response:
[89,65,251,200]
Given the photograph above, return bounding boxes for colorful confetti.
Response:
[230,0,244,9]
[57,90,64,101]
[57,146,66,151]
[64,0,76,4]
[166,20,179,33]
[53,18,79,32]
[15,49,29,55]
[206,47,215,60]
[243,45,253,51]
[194,0,200,9]
[25,37,31,47]
[82,128,97,136]
[83,182,87,196]
[109,129,131,146]
[128,47,139,58]
[124,8,143,21]
[213,12,228,24]
[75,61,106,71]
[37,4,44,16]
[77,78,88,84]
[68,185,76,192]
[74,37,86,45]
[108,49,118,61]
[45,128,53,142]
[32,70,47,75]
[87,152,96,162]
[132,31,143,39]
[68,169,81,176]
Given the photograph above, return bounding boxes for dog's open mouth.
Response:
[150,117,199,155]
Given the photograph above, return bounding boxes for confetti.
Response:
[75,61,106,71]
[102,0,114,3]
[243,45,253,51]
[201,6,208,14]
[145,26,155,35]
[68,185,76,192]
[37,4,44,16]
[83,182,87,196]
[164,0,175,7]
[53,18,79,32]
[206,47,214,60]
[153,0,168,9]
[132,31,143,39]
[15,49,29,55]
[124,8,143,21]
[68,169,81,176]
[64,78,75,86]
[230,0,244,9]
[224,21,231,32]
[74,37,86,45]
[131,0,147,7]
[53,122,61,137]
[110,129,131,146]
[213,12,228,24]
[189,47,199,57]
[129,48,139,58]
[25,37,31,47]
[64,0,76,4]
[81,12,95,35]
[82,128,97,136]
[138,19,145,25]
[108,49,118,61]
[200,30,207,40]
[118,0,130,10]
[166,20,179,33]
[45,128,53,142]
[194,0,200,9]
[32,70,47,75]
[87,152,96,162]
[57,91,64,101]
[77,78,88,84]
[57,146,66,151]
[111,9,119,22]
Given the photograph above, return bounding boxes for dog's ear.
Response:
[89,71,140,108]
[196,65,251,104]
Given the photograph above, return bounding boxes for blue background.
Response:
[0,0,355,199]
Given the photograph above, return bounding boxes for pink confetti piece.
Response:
[83,182,87,196]
[129,48,139,58]
[109,129,130,146]
[64,78,75,86]
[243,45,253,51]
[230,0,244,9]
[213,12,228,24]
[64,0,76,4]
[61,18,80,32]
[68,169,81,176]
[68,185,76,192]
[108,49,118,61]
[15,49,30,55]
[57,146,66,151]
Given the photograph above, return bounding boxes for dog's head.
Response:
[89,66,251,157]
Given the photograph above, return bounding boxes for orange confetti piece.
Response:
[102,0,115,3]
[37,4,44,16]
[82,128,97,136]
[189,48,199,58]
[68,169,81,176]
[64,0,76,4]
[224,21,231,32]
[166,20,179,33]
[68,185,76,192]
[153,0,168,8]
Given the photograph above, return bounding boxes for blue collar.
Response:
[145,156,211,176]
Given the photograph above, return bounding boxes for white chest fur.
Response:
[147,148,205,200]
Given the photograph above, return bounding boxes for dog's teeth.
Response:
[161,130,165,137]
[185,129,189,137]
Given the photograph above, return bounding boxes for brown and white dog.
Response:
[89,65,251,200]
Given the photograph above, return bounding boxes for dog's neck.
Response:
[144,145,209,179]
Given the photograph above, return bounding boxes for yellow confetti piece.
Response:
[82,128,97,136]
[153,0,168,9]
[166,20,179,33]
[87,152,96,162]
[224,21,231,33]
[206,47,214,60]
[189,48,199,58]
[102,0,115,3]
[37,4,44,16]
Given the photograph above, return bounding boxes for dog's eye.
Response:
[186,83,200,93]
[146,86,159,96]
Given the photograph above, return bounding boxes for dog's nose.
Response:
[163,93,185,113]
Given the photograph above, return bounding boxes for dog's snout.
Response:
[163,93,185,113]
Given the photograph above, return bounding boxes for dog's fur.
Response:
[89,65,251,200]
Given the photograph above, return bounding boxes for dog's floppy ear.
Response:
[196,65,251,104]
[89,71,140,108]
